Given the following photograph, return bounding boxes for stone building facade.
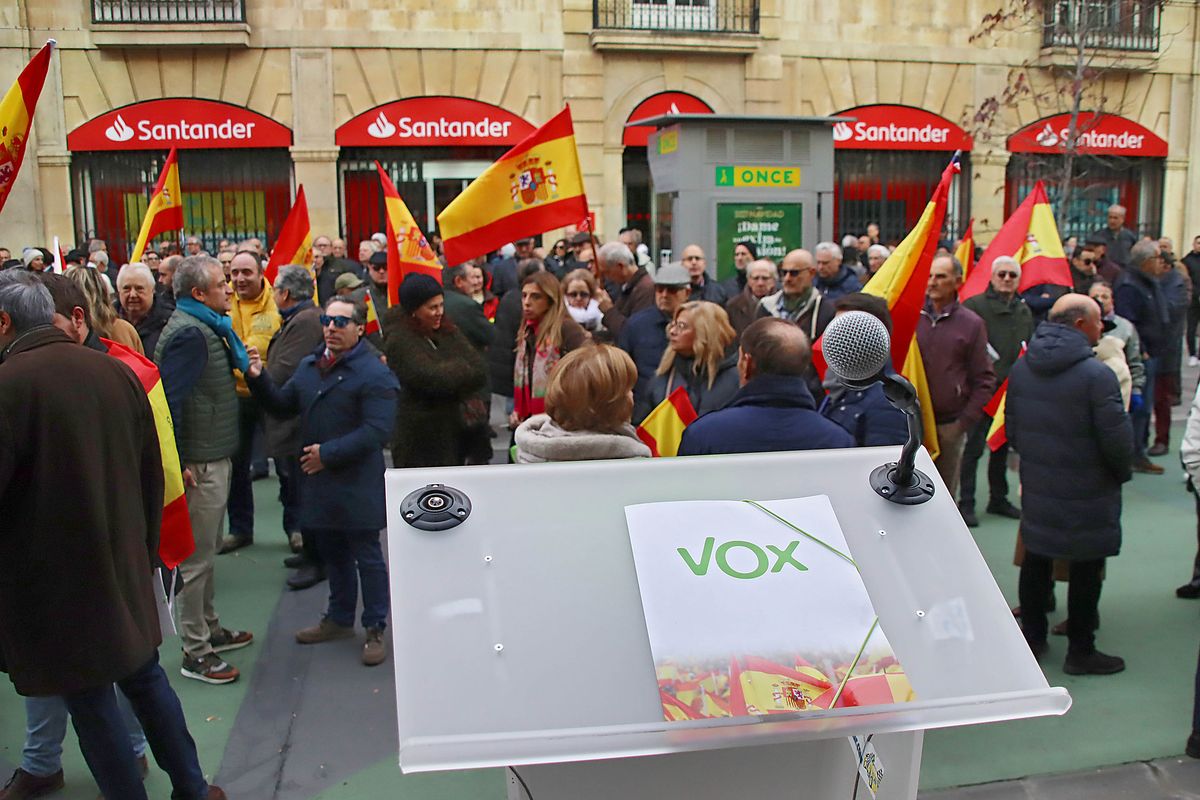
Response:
[1,0,1196,261]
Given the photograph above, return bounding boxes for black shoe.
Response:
[1063,649,1125,675]
[1025,638,1048,661]
[1148,442,1169,457]
[283,554,309,569]
[1177,580,1200,599]
[287,565,326,591]
[986,499,1022,519]
[1187,732,1200,759]
[960,506,979,527]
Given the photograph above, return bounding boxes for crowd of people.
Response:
[2,199,1200,798]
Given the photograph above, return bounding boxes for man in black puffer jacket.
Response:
[1007,294,1133,676]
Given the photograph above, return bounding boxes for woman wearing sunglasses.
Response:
[383,273,488,468]
[633,300,739,424]
[561,268,603,332]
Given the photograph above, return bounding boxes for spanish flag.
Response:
[130,147,183,263]
[660,690,701,722]
[729,656,832,715]
[0,40,53,216]
[102,339,195,569]
[437,106,589,266]
[982,344,1025,452]
[363,287,380,337]
[265,185,313,285]
[376,161,442,305]
[960,181,1071,301]
[955,218,975,282]
[635,386,697,457]
[853,157,964,460]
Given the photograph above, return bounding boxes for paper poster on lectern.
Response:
[625,495,916,722]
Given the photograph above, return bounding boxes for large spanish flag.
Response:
[102,339,195,569]
[437,106,589,266]
[265,185,313,284]
[955,218,975,282]
[376,161,442,305]
[635,386,698,457]
[729,655,832,715]
[960,181,1071,301]
[0,40,53,216]
[130,147,184,263]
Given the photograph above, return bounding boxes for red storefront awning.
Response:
[623,91,714,147]
[1007,112,1167,157]
[68,98,292,151]
[336,96,535,147]
[832,104,973,151]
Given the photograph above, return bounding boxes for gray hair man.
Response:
[117,262,171,355]
[725,258,777,336]
[1115,238,1170,473]
[1090,203,1137,269]
[814,241,862,300]
[155,254,254,685]
[594,241,653,338]
[959,254,1034,526]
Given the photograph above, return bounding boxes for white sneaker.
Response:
[1189,356,1199,368]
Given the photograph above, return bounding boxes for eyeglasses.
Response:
[668,321,692,332]
[320,314,354,328]
[369,263,387,271]
[780,268,809,277]
[683,255,704,262]
[1080,258,1096,265]
[995,271,1019,279]
[566,290,591,299]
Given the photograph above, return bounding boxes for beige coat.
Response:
[1094,335,1132,410]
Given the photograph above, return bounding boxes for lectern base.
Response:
[505,730,922,800]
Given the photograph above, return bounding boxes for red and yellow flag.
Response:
[635,386,698,457]
[955,218,975,282]
[0,41,53,216]
[814,672,916,709]
[265,185,313,285]
[101,339,195,570]
[437,106,589,265]
[960,181,1071,301]
[130,147,183,263]
[363,287,380,336]
[375,161,442,305]
[728,656,833,715]
[660,690,701,722]
[982,344,1025,452]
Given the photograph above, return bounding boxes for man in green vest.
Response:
[155,255,254,686]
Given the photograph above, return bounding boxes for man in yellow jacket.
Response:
[221,250,282,553]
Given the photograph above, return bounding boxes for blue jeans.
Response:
[23,692,146,777]
[310,528,389,630]
[63,651,207,800]
[1132,356,1158,459]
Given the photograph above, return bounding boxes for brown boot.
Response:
[296,618,355,644]
[0,768,64,800]
[362,627,388,666]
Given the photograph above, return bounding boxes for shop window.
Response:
[71,148,292,264]
[1042,0,1160,51]
[1005,152,1163,239]
[835,151,971,246]
[593,0,758,33]
[91,0,245,24]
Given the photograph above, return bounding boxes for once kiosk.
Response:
[385,445,1070,799]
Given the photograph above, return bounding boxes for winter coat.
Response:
[962,287,1035,384]
[1019,284,1069,325]
[756,289,835,343]
[688,277,728,306]
[724,286,763,337]
[815,264,862,301]
[1114,266,1171,358]
[443,287,494,353]
[634,349,740,425]
[1181,382,1200,484]
[514,414,650,462]
[619,306,670,404]
[1094,335,1132,410]
[819,378,909,447]
[248,339,399,530]
[0,327,163,696]
[1183,252,1200,302]
[916,301,995,426]
[1104,314,1145,392]
[262,302,324,459]
[600,268,655,338]
[678,373,855,456]
[1006,323,1133,560]
[383,311,488,467]
[486,287,523,397]
[124,298,173,358]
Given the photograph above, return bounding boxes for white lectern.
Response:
[384,447,1070,799]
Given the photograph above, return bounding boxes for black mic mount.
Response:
[843,371,936,505]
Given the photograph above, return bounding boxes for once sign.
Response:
[67,99,292,151]
[832,104,973,152]
[715,165,801,188]
[337,96,535,147]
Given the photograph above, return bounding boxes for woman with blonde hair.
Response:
[515,345,650,462]
[634,300,739,423]
[510,270,588,428]
[66,264,143,354]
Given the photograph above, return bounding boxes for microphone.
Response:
[822,311,935,506]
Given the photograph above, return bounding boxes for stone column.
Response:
[290,48,340,237]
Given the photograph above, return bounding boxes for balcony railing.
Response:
[594,0,759,34]
[1042,0,1160,52]
[92,0,245,24]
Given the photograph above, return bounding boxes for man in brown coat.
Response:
[0,271,223,799]
[595,240,654,338]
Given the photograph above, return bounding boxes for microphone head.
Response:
[822,310,892,383]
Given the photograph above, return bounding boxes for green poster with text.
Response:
[715,203,802,282]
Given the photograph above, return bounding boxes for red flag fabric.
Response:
[375,161,442,305]
[265,185,314,285]
[0,40,53,216]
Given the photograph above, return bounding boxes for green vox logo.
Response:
[677,537,808,580]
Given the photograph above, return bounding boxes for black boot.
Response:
[287,565,326,591]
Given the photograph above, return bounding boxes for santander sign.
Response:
[337,96,534,147]
[832,104,973,151]
[68,99,292,151]
[1008,112,1167,157]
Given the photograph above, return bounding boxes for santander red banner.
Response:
[833,104,973,151]
[623,91,714,147]
[336,96,535,148]
[1008,112,1167,157]
[68,98,292,151]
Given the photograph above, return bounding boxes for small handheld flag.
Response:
[130,147,183,263]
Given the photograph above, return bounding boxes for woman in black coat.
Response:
[634,301,740,424]
[383,274,488,467]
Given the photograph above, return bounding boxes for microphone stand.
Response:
[845,372,935,505]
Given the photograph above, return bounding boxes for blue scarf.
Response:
[176,297,250,373]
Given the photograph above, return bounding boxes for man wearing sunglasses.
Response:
[245,297,399,667]
[960,256,1035,526]
[1070,244,1100,295]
